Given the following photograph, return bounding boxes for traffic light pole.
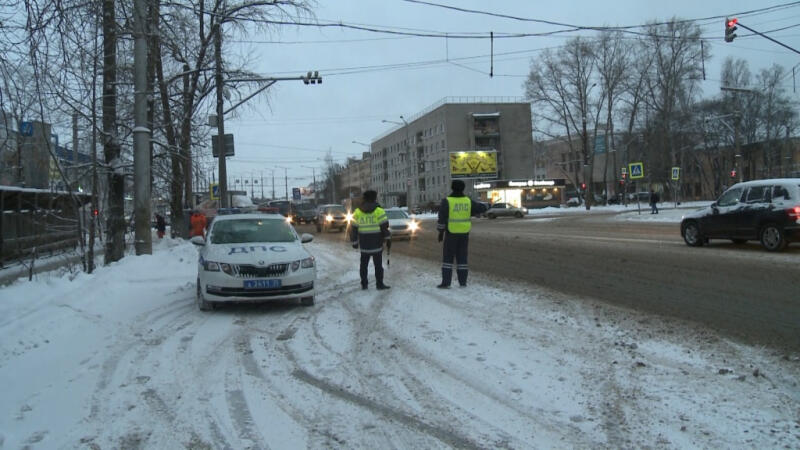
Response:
[735,21,800,56]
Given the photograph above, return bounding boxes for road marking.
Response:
[515,232,680,246]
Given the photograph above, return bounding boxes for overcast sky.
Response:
[220,0,799,194]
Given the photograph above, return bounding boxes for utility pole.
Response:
[284,167,288,200]
[214,12,228,208]
[260,172,264,199]
[301,165,317,204]
[133,0,152,255]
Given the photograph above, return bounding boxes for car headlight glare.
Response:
[408,221,419,231]
[345,212,353,222]
[301,256,315,268]
[286,216,293,223]
[204,261,220,271]
[326,214,333,222]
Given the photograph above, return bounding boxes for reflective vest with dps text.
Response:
[447,196,471,233]
[354,207,387,235]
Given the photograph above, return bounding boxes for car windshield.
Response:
[324,206,345,214]
[211,218,296,244]
[717,188,743,207]
[386,210,408,219]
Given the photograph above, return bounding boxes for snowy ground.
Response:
[0,234,798,449]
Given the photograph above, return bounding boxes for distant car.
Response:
[315,204,350,232]
[486,202,528,219]
[628,192,652,202]
[680,178,800,251]
[565,197,582,207]
[191,213,316,310]
[385,208,419,240]
[293,203,316,224]
[268,200,292,217]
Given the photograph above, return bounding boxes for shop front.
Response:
[473,179,566,209]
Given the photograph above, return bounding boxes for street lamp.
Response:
[352,140,370,148]
[382,116,412,210]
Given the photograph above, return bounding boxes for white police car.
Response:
[191,213,316,310]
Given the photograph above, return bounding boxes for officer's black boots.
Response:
[376,284,391,290]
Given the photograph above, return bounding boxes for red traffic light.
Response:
[93,209,99,216]
[725,17,738,42]
[580,183,587,190]
[730,169,737,178]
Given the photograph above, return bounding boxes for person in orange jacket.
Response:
[189,211,207,238]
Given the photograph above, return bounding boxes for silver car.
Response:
[486,202,528,219]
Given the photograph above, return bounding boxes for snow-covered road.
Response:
[1,237,798,449]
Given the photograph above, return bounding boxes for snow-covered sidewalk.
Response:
[0,237,797,448]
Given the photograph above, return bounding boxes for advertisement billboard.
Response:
[449,150,497,179]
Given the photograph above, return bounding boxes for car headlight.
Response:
[326,214,333,222]
[204,260,220,271]
[220,263,234,276]
[291,260,300,271]
[301,256,315,268]
[345,212,353,222]
[286,215,293,223]
[408,221,419,231]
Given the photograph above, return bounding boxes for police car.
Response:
[191,213,316,310]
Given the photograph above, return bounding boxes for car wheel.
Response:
[196,280,214,311]
[760,223,786,252]
[731,239,747,244]
[514,212,523,218]
[682,221,704,247]
[488,213,496,219]
[300,296,314,306]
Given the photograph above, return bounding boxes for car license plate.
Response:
[243,279,281,289]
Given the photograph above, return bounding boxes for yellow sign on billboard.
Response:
[449,151,497,179]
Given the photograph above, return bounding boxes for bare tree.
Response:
[525,37,605,209]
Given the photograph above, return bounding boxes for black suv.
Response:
[680,178,800,251]
[293,203,316,224]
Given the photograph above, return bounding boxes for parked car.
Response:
[385,207,419,240]
[315,204,350,232]
[680,178,800,251]
[191,213,316,310]
[486,202,528,219]
[293,203,316,224]
[628,192,651,202]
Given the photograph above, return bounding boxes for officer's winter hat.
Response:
[363,190,378,202]
[451,180,465,193]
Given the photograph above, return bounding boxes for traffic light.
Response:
[725,18,738,43]
[730,169,737,179]
[580,182,587,191]
[93,208,99,216]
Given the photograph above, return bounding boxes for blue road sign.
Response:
[210,183,219,200]
[671,167,681,181]
[19,121,33,136]
[628,162,644,179]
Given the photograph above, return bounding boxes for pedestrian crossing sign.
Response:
[210,183,219,200]
[671,167,680,181]
[628,162,644,179]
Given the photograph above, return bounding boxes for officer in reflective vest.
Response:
[436,180,487,288]
[350,190,391,290]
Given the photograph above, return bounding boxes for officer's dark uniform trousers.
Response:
[442,232,469,286]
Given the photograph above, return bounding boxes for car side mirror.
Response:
[710,202,716,208]
[190,235,206,246]
[300,233,313,243]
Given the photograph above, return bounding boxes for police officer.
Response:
[350,190,391,290]
[436,180,487,288]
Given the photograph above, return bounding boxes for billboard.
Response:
[449,150,497,179]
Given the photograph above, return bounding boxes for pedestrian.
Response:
[190,210,207,238]
[155,213,166,239]
[649,189,660,214]
[436,180,488,288]
[350,190,391,290]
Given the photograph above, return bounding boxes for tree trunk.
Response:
[153,6,185,239]
[102,0,125,263]
[182,64,193,210]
